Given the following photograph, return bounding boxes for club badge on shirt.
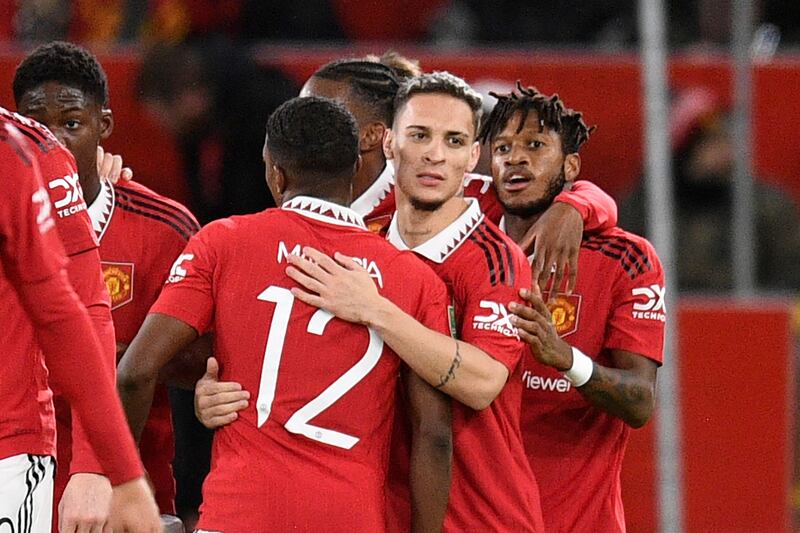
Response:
[102,261,134,310]
[546,293,581,337]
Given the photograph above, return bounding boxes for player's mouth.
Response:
[416,172,446,187]
[501,170,534,192]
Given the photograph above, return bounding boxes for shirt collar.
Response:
[87,179,115,242]
[350,161,394,217]
[386,198,484,263]
[282,196,367,230]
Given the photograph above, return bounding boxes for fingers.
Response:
[285,265,327,295]
[566,249,578,294]
[120,167,134,181]
[204,356,219,380]
[290,286,326,308]
[550,259,566,301]
[97,147,124,183]
[286,252,333,282]
[300,246,343,275]
[333,251,365,271]
[519,288,553,319]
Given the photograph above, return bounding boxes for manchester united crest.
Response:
[546,293,581,337]
[102,261,134,310]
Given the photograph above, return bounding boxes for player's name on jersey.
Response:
[522,370,573,393]
[278,241,384,288]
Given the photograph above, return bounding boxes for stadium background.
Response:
[1,1,798,531]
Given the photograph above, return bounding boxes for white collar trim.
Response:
[350,161,394,216]
[87,180,115,242]
[282,196,366,229]
[386,198,484,263]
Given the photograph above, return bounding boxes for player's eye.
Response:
[65,119,80,130]
[529,140,544,149]
[448,136,465,146]
[494,144,510,154]
[410,132,426,141]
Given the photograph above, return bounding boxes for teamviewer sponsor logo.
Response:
[522,370,572,393]
[473,300,519,338]
[631,284,666,322]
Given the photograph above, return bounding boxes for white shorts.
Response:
[0,454,54,533]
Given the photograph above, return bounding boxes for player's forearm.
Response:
[118,313,200,440]
[410,433,451,533]
[369,299,508,410]
[578,364,655,428]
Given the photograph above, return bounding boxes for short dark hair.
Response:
[313,59,401,124]
[266,96,359,180]
[394,71,483,132]
[478,81,595,154]
[13,41,109,107]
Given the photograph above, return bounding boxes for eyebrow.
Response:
[406,125,469,137]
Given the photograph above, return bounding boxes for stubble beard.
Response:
[501,169,567,218]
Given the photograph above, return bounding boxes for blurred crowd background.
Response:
[1,1,798,531]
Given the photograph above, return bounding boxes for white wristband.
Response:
[563,347,594,387]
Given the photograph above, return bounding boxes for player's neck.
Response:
[503,212,541,245]
[80,174,102,207]
[283,190,351,208]
[352,152,385,201]
[396,195,469,249]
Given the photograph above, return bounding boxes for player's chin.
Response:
[408,191,449,212]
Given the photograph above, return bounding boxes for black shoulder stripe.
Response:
[14,126,47,153]
[589,240,647,275]
[583,242,643,280]
[114,201,193,240]
[475,226,507,285]
[117,187,200,232]
[116,191,199,236]
[480,223,516,287]
[585,234,652,270]
[468,233,498,286]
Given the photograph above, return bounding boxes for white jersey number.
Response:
[256,286,384,449]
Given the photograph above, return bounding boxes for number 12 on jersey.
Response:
[256,285,384,450]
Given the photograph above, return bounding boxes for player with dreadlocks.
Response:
[483,82,665,533]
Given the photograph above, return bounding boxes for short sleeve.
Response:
[0,127,65,283]
[555,180,618,232]
[148,222,222,334]
[458,253,532,373]
[414,270,451,337]
[604,242,666,364]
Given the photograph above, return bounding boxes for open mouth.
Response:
[502,173,533,191]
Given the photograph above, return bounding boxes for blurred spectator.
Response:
[137,38,298,223]
[619,86,800,293]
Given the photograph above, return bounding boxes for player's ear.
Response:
[564,153,580,183]
[382,129,395,160]
[100,108,113,140]
[361,122,386,153]
[465,141,481,173]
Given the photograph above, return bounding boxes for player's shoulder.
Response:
[459,217,528,289]
[0,120,35,168]
[582,226,663,281]
[113,181,200,240]
[0,108,60,150]
[463,172,493,194]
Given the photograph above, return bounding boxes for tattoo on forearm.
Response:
[436,341,462,389]
[579,365,650,423]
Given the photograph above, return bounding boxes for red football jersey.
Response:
[0,119,64,461]
[0,113,143,486]
[87,179,200,513]
[351,161,396,233]
[516,226,666,532]
[386,198,545,533]
[150,196,450,533]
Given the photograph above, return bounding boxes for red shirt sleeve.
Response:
[555,180,618,232]
[406,258,451,337]
[604,240,666,364]
[148,222,220,333]
[458,253,532,373]
[1,126,143,485]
